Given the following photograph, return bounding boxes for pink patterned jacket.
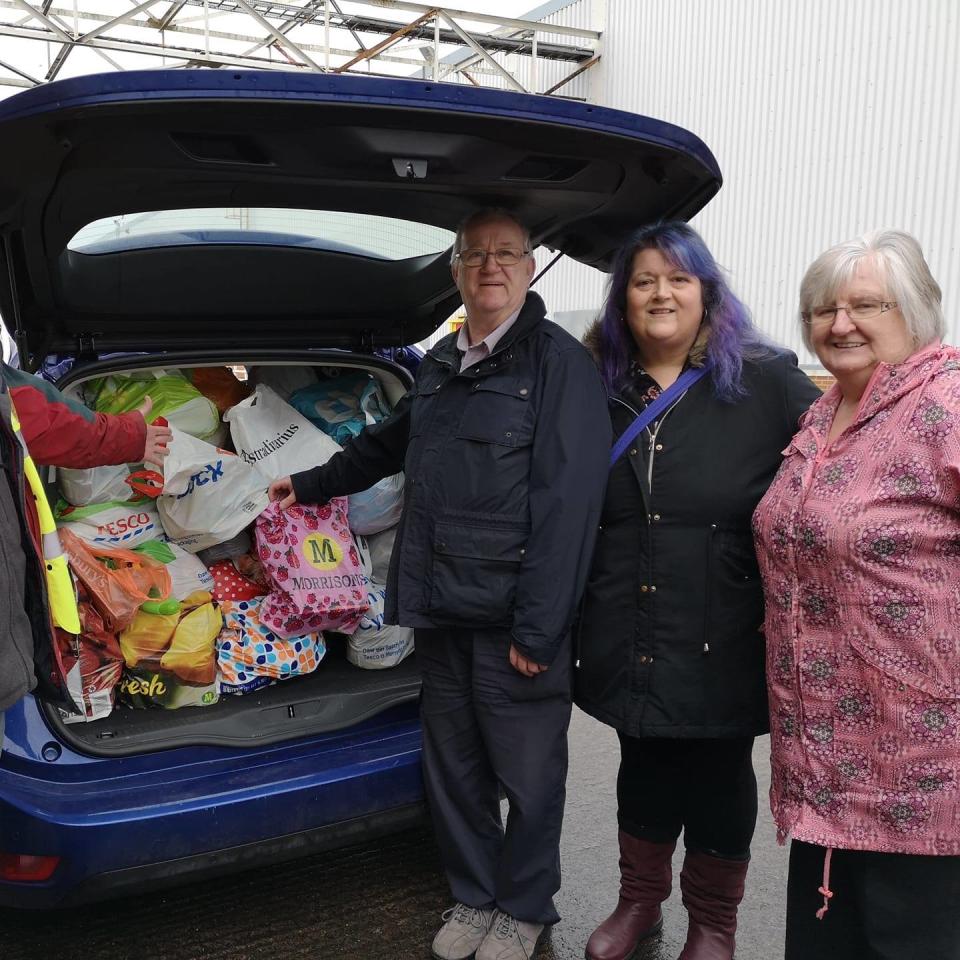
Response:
[753,342,960,855]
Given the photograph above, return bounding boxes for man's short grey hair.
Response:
[451,208,531,264]
[798,229,944,351]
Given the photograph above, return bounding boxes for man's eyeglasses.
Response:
[454,248,530,268]
[802,301,898,325]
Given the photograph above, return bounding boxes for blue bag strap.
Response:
[609,365,710,469]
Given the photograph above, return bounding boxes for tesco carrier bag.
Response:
[55,496,162,548]
[157,428,269,552]
[346,582,414,669]
[256,499,371,638]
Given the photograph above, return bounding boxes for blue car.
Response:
[0,70,720,908]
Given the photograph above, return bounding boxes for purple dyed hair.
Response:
[594,222,771,401]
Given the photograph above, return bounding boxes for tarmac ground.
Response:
[0,709,788,960]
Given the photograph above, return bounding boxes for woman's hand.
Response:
[509,643,549,677]
[268,476,298,510]
[137,397,173,465]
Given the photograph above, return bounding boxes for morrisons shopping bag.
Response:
[157,428,269,552]
[256,499,370,639]
[223,383,341,481]
[118,590,221,709]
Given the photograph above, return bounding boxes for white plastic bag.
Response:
[55,496,162,548]
[57,463,139,507]
[348,474,404,535]
[250,365,319,402]
[134,539,215,600]
[363,526,397,583]
[157,428,269,553]
[224,384,341,482]
[346,581,414,669]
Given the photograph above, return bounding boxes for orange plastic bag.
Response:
[187,367,251,414]
[59,527,173,633]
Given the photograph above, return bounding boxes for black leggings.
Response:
[786,840,960,959]
[616,734,757,859]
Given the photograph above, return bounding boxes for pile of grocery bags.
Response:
[52,364,414,723]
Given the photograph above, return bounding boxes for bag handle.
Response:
[609,365,710,468]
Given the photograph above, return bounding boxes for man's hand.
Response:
[268,476,298,510]
[509,643,549,677]
[136,397,173,465]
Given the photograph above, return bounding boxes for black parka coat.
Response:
[574,340,820,737]
[292,293,611,667]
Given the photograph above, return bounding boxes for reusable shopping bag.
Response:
[345,582,414,669]
[85,368,224,444]
[134,539,215,600]
[118,590,221,709]
[59,527,173,632]
[289,371,392,445]
[55,496,162,548]
[223,383,341,481]
[208,559,268,603]
[157,428,269,552]
[217,597,326,695]
[256,499,371,639]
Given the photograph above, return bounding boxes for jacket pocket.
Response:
[848,632,960,702]
[428,518,528,624]
[456,379,533,447]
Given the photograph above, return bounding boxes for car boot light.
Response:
[0,853,61,882]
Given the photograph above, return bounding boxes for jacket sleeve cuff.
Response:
[510,633,559,667]
[291,466,327,505]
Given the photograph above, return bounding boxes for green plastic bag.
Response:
[85,369,223,443]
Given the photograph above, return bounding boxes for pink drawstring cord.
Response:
[815,846,834,920]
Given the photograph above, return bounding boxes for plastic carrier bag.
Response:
[185,366,251,414]
[217,597,326,695]
[59,527,173,632]
[251,364,318,402]
[57,462,140,507]
[347,473,404,536]
[289,371,391,445]
[85,368,224,444]
[134,539,215,600]
[118,590,221,709]
[55,496,162,548]
[346,582,414,669]
[157,428,269,553]
[364,526,397,583]
[224,383,341,482]
[57,587,125,723]
[256,499,371,639]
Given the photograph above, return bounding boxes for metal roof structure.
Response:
[0,0,601,97]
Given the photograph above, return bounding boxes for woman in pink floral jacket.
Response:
[753,230,960,960]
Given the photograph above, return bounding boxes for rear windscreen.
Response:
[69,208,455,260]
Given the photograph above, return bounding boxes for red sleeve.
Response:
[11,383,146,468]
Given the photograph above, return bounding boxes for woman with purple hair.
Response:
[576,222,819,960]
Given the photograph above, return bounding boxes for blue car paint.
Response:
[0,695,422,908]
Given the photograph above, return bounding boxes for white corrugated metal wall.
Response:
[534,0,960,364]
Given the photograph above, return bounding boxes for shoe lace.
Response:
[442,903,486,929]
[492,912,534,959]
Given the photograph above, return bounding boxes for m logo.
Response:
[303,533,343,571]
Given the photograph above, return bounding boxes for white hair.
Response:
[451,208,531,263]
[798,230,944,351]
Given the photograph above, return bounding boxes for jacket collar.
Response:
[427,291,548,369]
[796,341,958,452]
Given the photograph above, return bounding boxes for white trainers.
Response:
[431,903,495,960]
[476,910,544,960]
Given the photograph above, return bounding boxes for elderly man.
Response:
[270,208,610,960]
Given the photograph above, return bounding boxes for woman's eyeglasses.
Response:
[802,301,898,325]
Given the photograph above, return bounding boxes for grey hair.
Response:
[450,207,531,264]
[798,230,944,351]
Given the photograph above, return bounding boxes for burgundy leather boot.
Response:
[584,832,676,960]
[677,849,749,960]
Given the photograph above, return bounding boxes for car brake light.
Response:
[0,853,61,882]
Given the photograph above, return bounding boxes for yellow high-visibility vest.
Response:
[8,403,81,635]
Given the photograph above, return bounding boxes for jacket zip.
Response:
[703,523,717,654]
